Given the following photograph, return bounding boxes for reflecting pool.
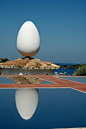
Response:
[0,76,54,84]
[0,88,86,129]
[60,77,86,84]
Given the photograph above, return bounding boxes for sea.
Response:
[54,63,78,75]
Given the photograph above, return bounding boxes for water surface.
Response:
[0,88,86,129]
[60,77,86,84]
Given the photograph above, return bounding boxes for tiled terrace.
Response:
[0,75,86,93]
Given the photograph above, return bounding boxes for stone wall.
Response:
[1,68,54,75]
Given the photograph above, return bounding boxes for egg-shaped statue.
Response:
[15,88,39,120]
[17,21,40,57]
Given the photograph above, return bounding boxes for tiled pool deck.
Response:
[0,75,86,93]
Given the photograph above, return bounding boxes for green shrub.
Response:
[73,65,86,76]
[0,58,9,62]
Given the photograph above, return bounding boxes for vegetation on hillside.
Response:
[73,65,86,76]
[61,63,85,69]
[0,58,9,63]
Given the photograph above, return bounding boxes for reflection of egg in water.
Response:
[15,88,39,120]
[17,21,40,57]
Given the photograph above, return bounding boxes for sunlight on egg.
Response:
[17,21,40,57]
[15,88,39,120]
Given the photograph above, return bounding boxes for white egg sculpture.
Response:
[17,21,40,57]
[15,88,39,120]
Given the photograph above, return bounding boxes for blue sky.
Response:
[0,0,86,63]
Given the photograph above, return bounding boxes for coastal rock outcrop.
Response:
[0,57,60,70]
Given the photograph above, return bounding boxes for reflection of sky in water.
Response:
[60,77,86,84]
[0,76,53,84]
[0,88,86,128]
[0,76,17,84]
